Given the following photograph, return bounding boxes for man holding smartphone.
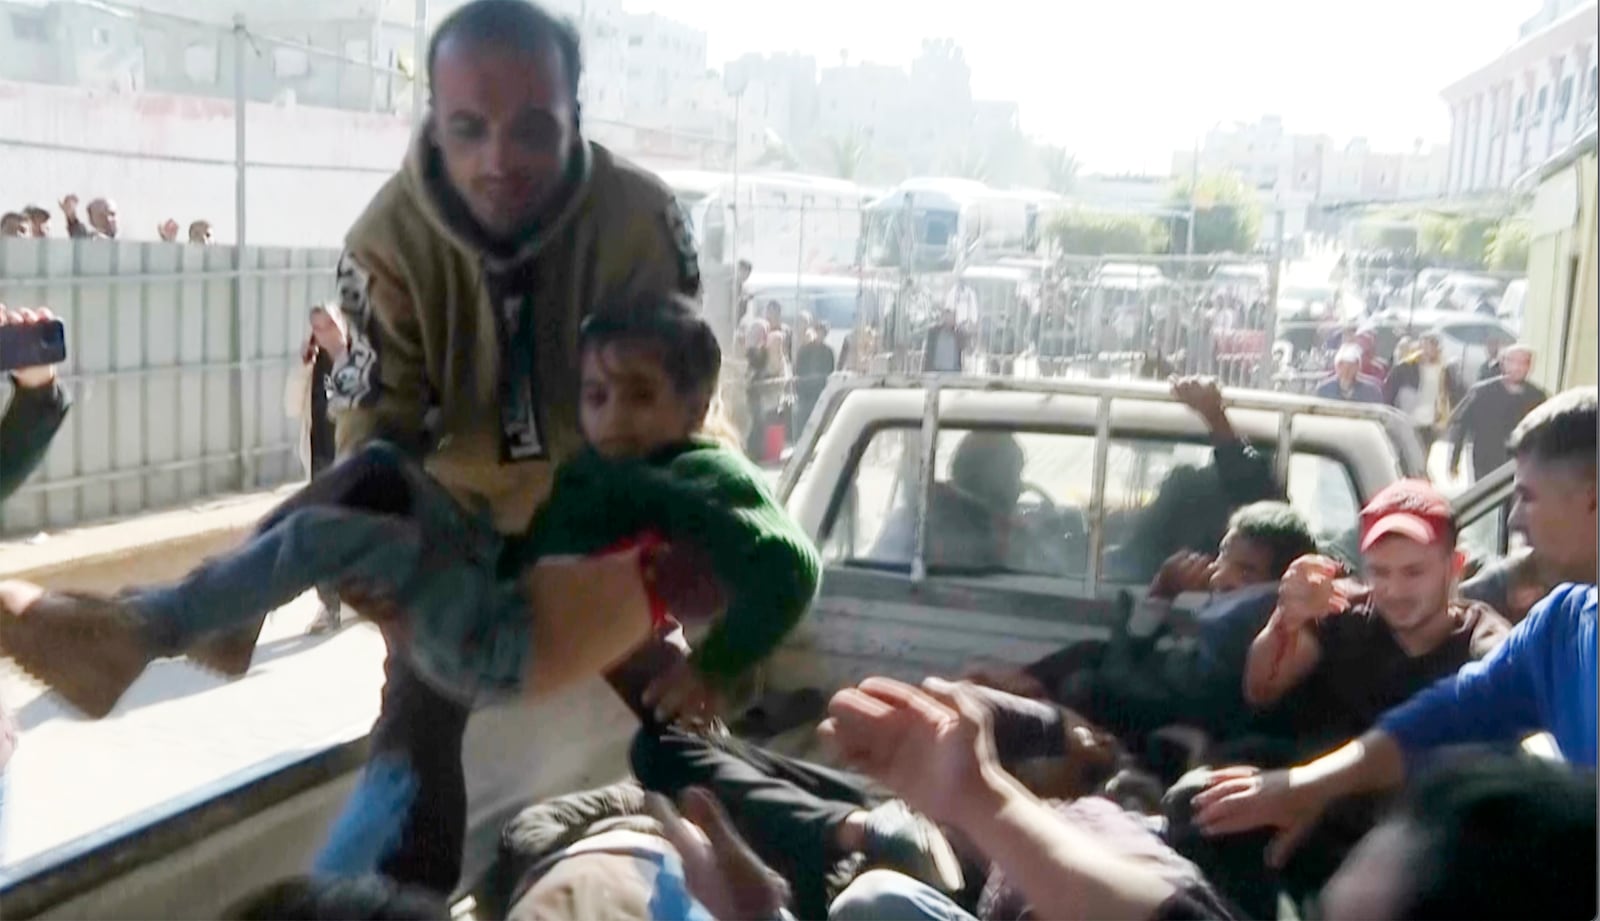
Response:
[1,306,70,498]
[0,304,71,862]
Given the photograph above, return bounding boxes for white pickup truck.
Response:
[0,375,1518,920]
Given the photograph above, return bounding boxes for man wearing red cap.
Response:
[1237,479,1509,741]
[1190,390,1597,873]
[1156,479,1511,917]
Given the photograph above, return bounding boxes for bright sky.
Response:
[622,0,1542,173]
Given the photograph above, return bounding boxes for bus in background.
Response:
[656,169,868,276]
[860,178,1054,272]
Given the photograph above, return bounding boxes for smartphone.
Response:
[0,319,67,373]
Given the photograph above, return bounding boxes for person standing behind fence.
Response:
[61,195,117,240]
[763,300,794,367]
[285,305,351,635]
[793,316,835,438]
[23,206,50,238]
[753,305,794,462]
[922,307,969,373]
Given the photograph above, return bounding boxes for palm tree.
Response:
[1039,146,1079,195]
[823,133,870,180]
[947,146,989,181]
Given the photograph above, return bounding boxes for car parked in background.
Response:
[1422,273,1508,313]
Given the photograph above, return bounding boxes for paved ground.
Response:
[0,594,388,870]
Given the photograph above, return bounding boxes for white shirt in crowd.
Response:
[1413,362,1443,426]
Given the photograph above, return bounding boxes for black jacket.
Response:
[1449,378,1549,476]
[0,379,70,501]
[1383,357,1465,419]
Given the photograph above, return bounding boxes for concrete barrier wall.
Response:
[0,78,406,249]
[0,238,337,537]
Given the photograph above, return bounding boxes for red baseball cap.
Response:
[1359,478,1455,552]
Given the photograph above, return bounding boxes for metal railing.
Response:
[0,238,338,537]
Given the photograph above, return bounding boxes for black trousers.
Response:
[271,444,471,893]
[369,653,474,893]
[631,728,872,919]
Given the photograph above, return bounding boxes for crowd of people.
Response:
[736,271,846,463]
[0,2,1595,920]
[1311,324,1547,481]
[0,194,211,244]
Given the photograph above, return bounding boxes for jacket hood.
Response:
[400,118,595,271]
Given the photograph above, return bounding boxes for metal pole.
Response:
[1186,137,1199,257]
[729,87,742,282]
[1263,209,1284,388]
[731,90,743,201]
[899,191,914,370]
[232,14,249,490]
[233,16,247,249]
[411,0,427,126]
[369,0,385,112]
[794,196,807,299]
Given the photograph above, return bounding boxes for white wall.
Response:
[0,79,411,248]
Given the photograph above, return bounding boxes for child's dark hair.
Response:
[1226,501,1319,579]
[579,294,722,400]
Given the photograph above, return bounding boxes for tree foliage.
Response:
[945,146,990,181]
[1354,219,1419,252]
[1484,219,1530,271]
[1047,210,1167,256]
[820,133,870,180]
[1037,146,1080,195]
[1419,214,1499,267]
[1166,172,1261,254]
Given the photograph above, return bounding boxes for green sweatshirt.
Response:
[518,438,821,687]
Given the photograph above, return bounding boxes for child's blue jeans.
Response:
[130,442,528,702]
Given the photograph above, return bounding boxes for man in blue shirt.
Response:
[1190,386,1597,867]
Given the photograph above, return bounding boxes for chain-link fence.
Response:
[723,250,1285,463]
[827,254,1280,388]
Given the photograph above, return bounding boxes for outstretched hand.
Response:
[646,787,790,921]
[1169,375,1226,421]
[821,676,1007,828]
[1191,766,1328,868]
